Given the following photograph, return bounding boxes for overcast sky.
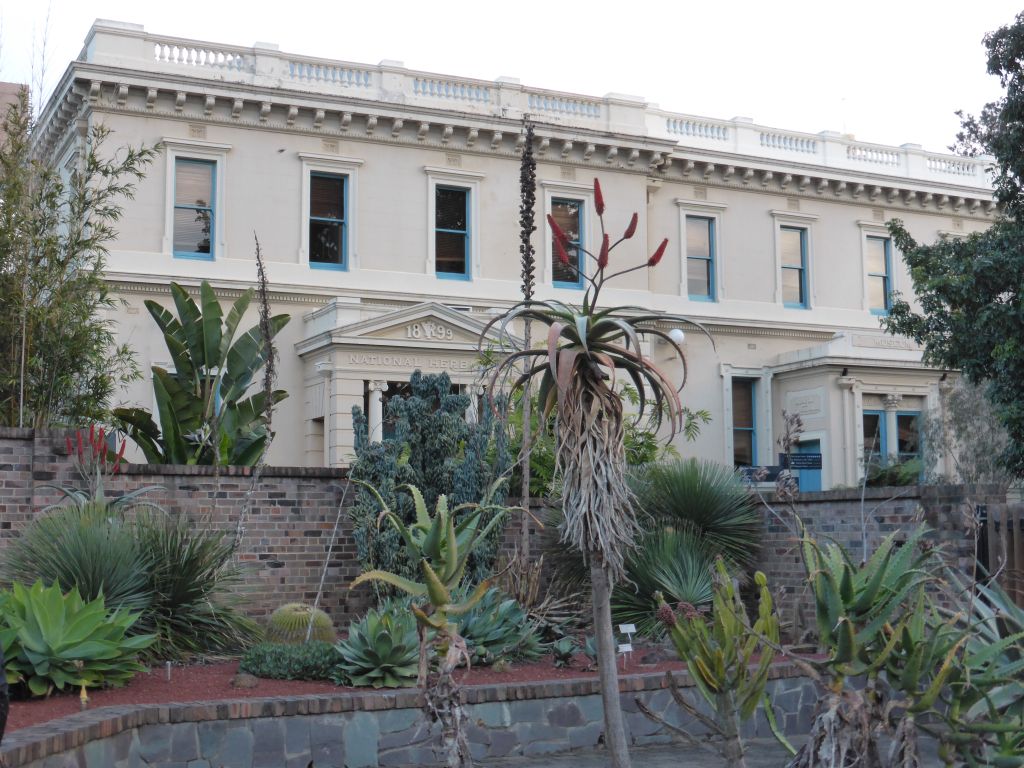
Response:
[1,1,1020,154]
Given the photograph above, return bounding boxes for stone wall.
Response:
[0,664,816,767]
[758,484,1005,638]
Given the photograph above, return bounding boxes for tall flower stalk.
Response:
[517,121,537,558]
[482,179,706,768]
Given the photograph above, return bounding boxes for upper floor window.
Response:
[866,236,891,314]
[780,226,808,308]
[551,197,584,288]
[435,186,470,279]
[173,158,215,259]
[309,173,347,270]
[732,378,757,468]
[686,215,716,300]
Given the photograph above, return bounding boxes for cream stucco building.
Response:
[34,20,997,489]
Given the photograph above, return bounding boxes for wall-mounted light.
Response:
[669,328,686,346]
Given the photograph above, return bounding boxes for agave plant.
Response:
[453,586,542,665]
[334,605,419,688]
[481,176,707,768]
[113,280,289,466]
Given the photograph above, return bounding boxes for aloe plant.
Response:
[113,281,289,466]
[453,586,542,665]
[641,560,788,767]
[0,581,154,697]
[350,482,508,767]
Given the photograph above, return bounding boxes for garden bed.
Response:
[5,654,689,734]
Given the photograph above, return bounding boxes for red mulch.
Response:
[6,654,686,734]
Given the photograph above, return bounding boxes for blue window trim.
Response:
[173,158,216,261]
[309,171,348,271]
[781,226,808,309]
[435,185,470,280]
[552,197,585,289]
[732,378,757,467]
[867,235,891,315]
[686,215,716,302]
[863,409,887,465]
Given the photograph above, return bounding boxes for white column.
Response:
[884,393,903,462]
[837,376,857,486]
[465,384,484,425]
[368,381,388,443]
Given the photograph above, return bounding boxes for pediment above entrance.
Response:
[298,301,517,356]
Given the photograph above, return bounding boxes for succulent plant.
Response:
[266,603,336,645]
[333,605,419,688]
[455,586,542,665]
[550,636,578,668]
[239,641,340,681]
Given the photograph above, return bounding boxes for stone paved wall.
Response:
[1,665,817,767]
[758,484,1005,639]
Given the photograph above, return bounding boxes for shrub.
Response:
[2,507,259,659]
[633,459,761,570]
[612,529,714,638]
[0,581,154,697]
[455,587,543,665]
[266,603,336,645]
[239,641,340,681]
[334,605,419,688]
[134,512,259,658]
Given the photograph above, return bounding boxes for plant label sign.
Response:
[618,624,636,635]
[618,643,633,654]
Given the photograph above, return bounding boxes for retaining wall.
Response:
[0,664,815,767]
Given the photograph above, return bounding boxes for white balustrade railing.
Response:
[760,131,817,153]
[153,43,246,71]
[847,144,901,166]
[665,117,729,141]
[926,156,978,177]
[526,92,601,119]
[288,61,372,88]
[413,77,490,103]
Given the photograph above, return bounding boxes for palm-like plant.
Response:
[114,281,289,465]
[481,178,707,768]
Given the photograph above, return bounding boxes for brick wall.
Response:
[758,484,1004,639]
[0,427,372,625]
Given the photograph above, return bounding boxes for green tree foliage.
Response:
[883,11,1024,477]
[349,371,510,588]
[113,281,289,465]
[0,89,156,428]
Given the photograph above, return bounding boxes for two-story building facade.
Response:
[33,20,998,488]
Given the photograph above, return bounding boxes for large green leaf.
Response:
[199,281,224,371]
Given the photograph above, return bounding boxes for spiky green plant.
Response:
[454,586,542,665]
[640,560,788,767]
[611,528,714,639]
[349,482,509,767]
[266,603,336,645]
[633,459,761,570]
[334,606,419,688]
[481,176,707,768]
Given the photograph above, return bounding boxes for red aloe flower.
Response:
[598,234,610,269]
[555,237,571,266]
[593,178,605,215]
[623,212,638,239]
[656,603,677,628]
[89,424,95,444]
[112,439,126,474]
[547,213,570,247]
[76,430,84,460]
[648,238,669,267]
[66,436,74,455]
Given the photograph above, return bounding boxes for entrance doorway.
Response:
[796,439,822,492]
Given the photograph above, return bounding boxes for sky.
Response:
[0,0,1020,154]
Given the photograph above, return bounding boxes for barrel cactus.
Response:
[266,603,336,645]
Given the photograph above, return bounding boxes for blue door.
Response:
[796,440,822,492]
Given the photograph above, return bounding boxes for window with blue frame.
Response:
[173,159,215,259]
[686,215,715,300]
[310,173,347,269]
[866,236,891,314]
[896,412,921,464]
[732,378,756,467]
[862,410,886,469]
[780,226,808,307]
[435,186,469,278]
[551,198,583,287]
